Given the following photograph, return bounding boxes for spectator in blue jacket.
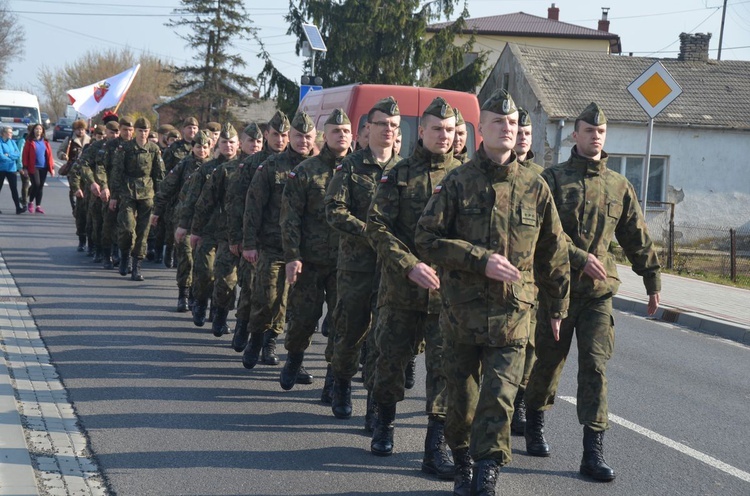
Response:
[0,126,26,214]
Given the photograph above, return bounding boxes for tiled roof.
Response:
[429,12,617,39]
[511,44,750,129]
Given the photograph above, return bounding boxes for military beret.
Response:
[518,107,532,127]
[105,121,120,131]
[454,107,465,126]
[193,130,211,146]
[481,89,517,115]
[371,96,400,116]
[167,129,181,139]
[219,122,238,139]
[72,119,87,130]
[119,117,134,127]
[157,124,175,134]
[577,102,607,126]
[268,111,291,133]
[206,121,221,133]
[182,117,199,128]
[243,122,263,140]
[325,108,350,126]
[422,97,455,120]
[94,124,106,135]
[291,111,315,133]
[134,117,150,130]
[102,111,118,124]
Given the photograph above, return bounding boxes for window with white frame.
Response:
[607,155,667,204]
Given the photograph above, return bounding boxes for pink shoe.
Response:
[27,203,34,213]
[35,206,45,214]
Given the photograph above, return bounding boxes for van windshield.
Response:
[0,106,40,124]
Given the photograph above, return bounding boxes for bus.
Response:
[0,90,42,138]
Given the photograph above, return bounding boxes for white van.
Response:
[0,90,41,138]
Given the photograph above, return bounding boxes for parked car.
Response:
[41,112,51,129]
[52,118,74,141]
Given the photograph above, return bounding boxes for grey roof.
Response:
[510,44,750,130]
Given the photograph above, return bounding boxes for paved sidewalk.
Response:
[614,264,750,345]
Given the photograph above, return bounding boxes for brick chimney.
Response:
[598,8,610,32]
[548,3,559,21]
[678,32,712,62]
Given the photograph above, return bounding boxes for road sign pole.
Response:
[641,118,654,209]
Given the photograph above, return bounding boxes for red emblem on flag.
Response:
[93,82,110,103]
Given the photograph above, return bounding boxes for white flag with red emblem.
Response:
[66,64,141,118]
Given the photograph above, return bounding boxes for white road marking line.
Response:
[559,396,750,483]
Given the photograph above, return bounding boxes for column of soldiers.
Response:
[63,89,661,495]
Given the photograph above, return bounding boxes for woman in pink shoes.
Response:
[22,123,54,214]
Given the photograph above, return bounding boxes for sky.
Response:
[6,0,750,97]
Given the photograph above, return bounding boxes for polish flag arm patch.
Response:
[433,184,443,194]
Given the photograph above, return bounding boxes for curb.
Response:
[613,295,750,345]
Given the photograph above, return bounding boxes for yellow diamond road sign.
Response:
[627,61,682,118]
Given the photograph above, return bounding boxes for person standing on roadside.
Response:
[22,123,54,214]
[0,126,26,214]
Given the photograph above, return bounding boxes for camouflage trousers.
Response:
[520,304,540,390]
[174,234,192,288]
[331,269,378,381]
[212,240,239,310]
[75,193,89,238]
[100,202,119,249]
[443,337,525,465]
[191,234,217,303]
[525,295,614,432]
[88,196,104,250]
[248,249,287,336]
[362,306,381,391]
[117,197,153,259]
[372,307,447,416]
[234,258,254,321]
[283,262,336,362]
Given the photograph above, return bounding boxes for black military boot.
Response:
[77,235,86,252]
[177,286,190,313]
[231,319,250,352]
[118,250,129,276]
[421,416,455,480]
[242,332,264,369]
[93,246,102,263]
[112,245,120,267]
[331,378,352,419]
[452,448,472,496]
[212,307,230,337]
[86,239,95,257]
[371,403,396,456]
[525,409,550,457]
[154,243,163,264]
[320,364,334,404]
[280,352,305,390]
[296,366,313,384]
[580,427,615,482]
[207,302,216,323]
[102,246,114,270]
[125,250,133,274]
[146,239,155,261]
[131,258,144,281]
[188,287,195,310]
[321,315,330,337]
[163,245,174,268]
[405,354,417,389]
[470,459,499,496]
[192,300,208,327]
[511,388,527,436]
[364,390,378,434]
[261,329,280,365]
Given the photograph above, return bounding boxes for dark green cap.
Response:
[325,108,350,126]
[182,117,199,128]
[371,96,400,116]
[454,107,465,126]
[577,102,607,126]
[422,97,455,120]
[291,111,315,133]
[268,111,291,133]
[193,130,211,146]
[157,124,175,135]
[105,121,119,132]
[206,121,221,133]
[167,129,181,139]
[518,107,532,127]
[243,122,262,140]
[481,89,517,115]
[219,122,238,139]
[134,117,150,130]
[94,125,106,135]
[119,116,134,128]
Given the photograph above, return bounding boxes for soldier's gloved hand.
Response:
[74,189,84,199]
[101,188,110,202]
[90,182,101,197]
[108,199,117,211]
[583,253,607,281]
[408,262,440,290]
[174,227,187,243]
[150,214,159,227]
[190,234,201,250]
[647,293,660,316]
[484,253,521,282]
[243,249,259,264]
[286,260,303,285]
[229,244,240,256]
[551,318,562,341]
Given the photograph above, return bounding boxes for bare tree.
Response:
[37,66,67,121]
[0,0,26,86]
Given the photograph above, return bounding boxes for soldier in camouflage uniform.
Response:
[244,111,315,382]
[108,117,165,281]
[278,109,351,398]
[524,103,661,482]
[69,124,106,261]
[415,89,570,495]
[153,131,212,312]
[60,120,92,252]
[326,97,402,425]
[366,98,460,480]
[453,108,470,164]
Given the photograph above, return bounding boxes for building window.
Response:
[608,155,667,203]
[502,73,510,91]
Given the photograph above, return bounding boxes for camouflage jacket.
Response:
[454,146,469,165]
[542,147,661,298]
[162,139,192,172]
[244,146,311,252]
[226,143,277,246]
[94,137,128,188]
[109,140,165,201]
[281,144,348,266]
[325,146,401,272]
[191,153,245,239]
[68,139,105,191]
[367,141,460,313]
[415,145,570,347]
[153,153,206,221]
[519,150,544,175]
[177,154,227,231]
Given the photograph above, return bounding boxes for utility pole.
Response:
[718,0,728,60]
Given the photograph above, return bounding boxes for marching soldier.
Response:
[453,108,469,164]
[60,119,92,251]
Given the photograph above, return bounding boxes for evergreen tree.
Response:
[166,0,256,122]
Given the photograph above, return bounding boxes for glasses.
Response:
[370,121,400,130]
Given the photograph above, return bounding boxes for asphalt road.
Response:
[0,146,748,495]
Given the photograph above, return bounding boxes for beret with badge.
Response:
[422,96,455,119]
[243,122,263,140]
[576,102,607,126]
[371,96,400,116]
[219,122,238,139]
[481,88,517,115]
[268,111,291,133]
[291,111,315,133]
[325,108,350,126]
